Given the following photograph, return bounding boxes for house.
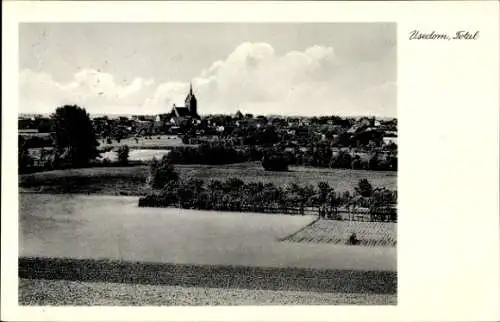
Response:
[234,110,244,120]
[383,136,398,145]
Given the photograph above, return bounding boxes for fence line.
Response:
[138,197,397,222]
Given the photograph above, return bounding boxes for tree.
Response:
[317,181,332,203]
[18,136,33,172]
[223,177,245,193]
[148,156,179,189]
[117,145,130,165]
[355,178,373,198]
[330,150,352,169]
[207,179,223,204]
[51,105,99,166]
[368,153,380,170]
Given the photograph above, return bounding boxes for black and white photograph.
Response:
[16,22,398,306]
[3,1,500,321]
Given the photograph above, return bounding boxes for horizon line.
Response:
[18,111,397,120]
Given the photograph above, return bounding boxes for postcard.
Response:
[2,1,499,321]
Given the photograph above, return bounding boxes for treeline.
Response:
[285,148,398,171]
[167,143,251,165]
[138,157,397,221]
[166,142,397,172]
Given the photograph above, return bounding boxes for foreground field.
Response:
[20,194,396,270]
[19,257,397,295]
[283,220,397,247]
[19,278,396,305]
[19,162,397,195]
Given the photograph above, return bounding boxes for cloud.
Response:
[19,42,395,117]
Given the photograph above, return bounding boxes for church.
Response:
[167,83,201,126]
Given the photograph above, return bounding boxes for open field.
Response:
[283,220,397,247]
[19,186,397,305]
[98,135,196,150]
[20,194,396,270]
[19,257,396,295]
[19,278,396,305]
[20,166,151,195]
[19,162,397,195]
[181,162,397,191]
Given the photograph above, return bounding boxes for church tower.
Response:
[184,82,198,116]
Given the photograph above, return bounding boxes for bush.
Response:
[262,154,289,171]
[355,179,373,197]
[148,156,179,190]
[348,233,360,245]
[329,151,352,169]
[117,145,130,165]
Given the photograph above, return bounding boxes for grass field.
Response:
[19,162,397,195]
[19,278,396,305]
[19,194,396,270]
[283,220,397,247]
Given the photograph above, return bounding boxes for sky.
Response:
[19,23,396,117]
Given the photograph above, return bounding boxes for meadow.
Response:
[19,162,397,195]
[19,194,396,270]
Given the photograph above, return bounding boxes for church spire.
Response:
[189,81,193,95]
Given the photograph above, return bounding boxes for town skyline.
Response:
[19,23,396,117]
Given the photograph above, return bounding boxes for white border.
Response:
[3,1,500,321]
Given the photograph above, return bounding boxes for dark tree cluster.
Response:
[139,157,397,221]
[18,134,54,149]
[18,136,34,172]
[51,105,99,167]
[167,143,250,165]
[19,105,100,173]
[284,148,397,171]
[261,154,289,171]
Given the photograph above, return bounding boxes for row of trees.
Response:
[167,143,249,165]
[139,157,397,221]
[167,143,397,172]
[286,148,398,171]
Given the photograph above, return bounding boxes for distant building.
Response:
[234,110,244,120]
[383,136,398,145]
[167,83,201,126]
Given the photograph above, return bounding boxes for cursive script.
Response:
[409,30,480,41]
[453,31,480,40]
[409,30,450,40]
